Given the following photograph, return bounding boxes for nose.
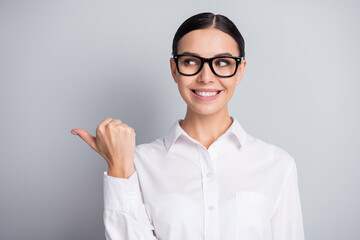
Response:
[197,62,214,83]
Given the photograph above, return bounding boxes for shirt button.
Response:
[209,205,215,211]
[206,172,212,178]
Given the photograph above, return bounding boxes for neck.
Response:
[179,106,233,149]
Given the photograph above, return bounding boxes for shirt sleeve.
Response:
[271,160,305,240]
[103,170,158,240]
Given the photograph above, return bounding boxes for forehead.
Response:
[177,28,239,57]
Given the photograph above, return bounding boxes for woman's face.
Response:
[170,28,247,116]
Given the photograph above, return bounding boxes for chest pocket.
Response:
[235,191,273,240]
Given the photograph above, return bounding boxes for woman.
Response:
[71,12,304,240]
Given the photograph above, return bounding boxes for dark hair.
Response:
[172,12,245,57]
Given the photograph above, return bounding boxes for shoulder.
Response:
[133,136,168,171]
[135,136,166,157]
[247,134,297,171]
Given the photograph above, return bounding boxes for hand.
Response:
[71,118,136,178]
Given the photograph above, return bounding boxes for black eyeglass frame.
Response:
[172,54,245,78]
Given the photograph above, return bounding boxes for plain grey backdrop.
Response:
[1,0,359,239]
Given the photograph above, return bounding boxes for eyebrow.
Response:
[180,51,235,57]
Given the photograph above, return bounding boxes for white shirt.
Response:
[103,116,305,240]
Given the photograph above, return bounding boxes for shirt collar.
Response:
[164,116,247,152]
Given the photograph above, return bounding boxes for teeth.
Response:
[195,91,218,97]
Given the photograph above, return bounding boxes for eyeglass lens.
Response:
[177,55,237,77]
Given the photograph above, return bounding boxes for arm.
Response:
[71,117,157,239]
[103,170,158,240]
[271,160,305,240]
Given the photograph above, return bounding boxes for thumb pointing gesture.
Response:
[71,118,136,179]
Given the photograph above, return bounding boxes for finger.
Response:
[106,119,123,129]
[96,118,113,134]
[72,128,97,151]
[109,119,122,126]
[71,129,79,136]
[101,117,114,126]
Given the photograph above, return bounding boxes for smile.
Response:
[191,89,222,101]
[192,90,220,97]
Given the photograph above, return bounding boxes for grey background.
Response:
[0,0,359,239]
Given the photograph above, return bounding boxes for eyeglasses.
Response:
[172,54,244,78]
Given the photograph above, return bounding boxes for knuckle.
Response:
[126,127,135,135]
[112,119,122,125]
[96,124,104,132]
[117,125,124,131]
[108,122,117,129]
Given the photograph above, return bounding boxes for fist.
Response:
[71,118,136,178]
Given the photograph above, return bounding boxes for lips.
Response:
[191,89,222,97]
[190,88,222,101]
[191,88,221,92]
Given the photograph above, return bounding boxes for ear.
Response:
[235,59,247,85]
[170,58,179,84]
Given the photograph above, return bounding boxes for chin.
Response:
[188,104,224,116]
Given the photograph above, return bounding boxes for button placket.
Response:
[198,145,220,240]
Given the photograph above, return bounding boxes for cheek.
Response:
[177,78,193,90]
[177,82,186,93]
[222,81,237,93]
[177,81,191,98]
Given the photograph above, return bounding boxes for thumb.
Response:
[71,128,97,152]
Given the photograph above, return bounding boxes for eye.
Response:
[180,56,200,66]
[185,59,197,65]
[215,59,230,67]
